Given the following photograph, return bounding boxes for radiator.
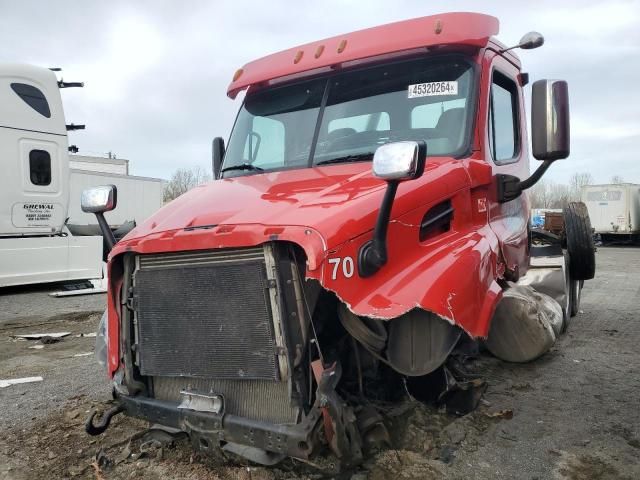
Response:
[134,246,281,380]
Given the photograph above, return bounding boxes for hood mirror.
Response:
[81,185,117,213]
[81,185,118,251]
[359,141,427,278]
[372,141,426,181]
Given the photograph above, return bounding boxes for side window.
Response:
[488,72,519,163]
[11,83,51,118]
[29,150,52,186]
[328,112,390,133]
[243,116,285,167]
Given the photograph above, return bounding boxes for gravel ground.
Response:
[0,247,638,479]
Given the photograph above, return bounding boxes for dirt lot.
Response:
[0,247,638,479]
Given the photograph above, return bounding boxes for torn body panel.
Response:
[308,216,504,339]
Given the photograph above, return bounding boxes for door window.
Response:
[29,150,52,186]
[488,72,519,163]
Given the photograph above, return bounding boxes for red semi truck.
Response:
[84,13,594,466]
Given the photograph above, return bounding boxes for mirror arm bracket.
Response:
[358,181,399,277]
[95,212,116,252]
[497,160,552,203]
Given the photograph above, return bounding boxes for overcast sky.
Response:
[1,0,638,184]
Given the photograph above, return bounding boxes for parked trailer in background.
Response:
[582,183,640,243]
[67,165,164,237]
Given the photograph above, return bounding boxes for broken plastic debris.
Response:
[28,345,45,350]
[484,409,514,419]
[0,376,43,388]
[73,352,93,357]
[13,332,71,340]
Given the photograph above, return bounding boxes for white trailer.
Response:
[67,166,164,236]
[0,63,163,287]
[581,184,640,242]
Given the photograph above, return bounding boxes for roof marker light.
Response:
[294,50,304,64]
[337,39,347,53]
[232,69,243,82]
[434,19,443,34]
[315,45,325,59]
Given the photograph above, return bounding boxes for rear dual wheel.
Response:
[561,253,583,333]
[560,253,580,333]
[570,279,584,317]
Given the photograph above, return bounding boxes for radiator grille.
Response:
[153,376,299,424]
[134,247,280,380]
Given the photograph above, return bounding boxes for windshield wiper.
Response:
[315,153,374,166]
[220,163,264,174]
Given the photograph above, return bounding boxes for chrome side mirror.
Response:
[372,141,426,181]
[531,80,570,161]
[81,185,117,213]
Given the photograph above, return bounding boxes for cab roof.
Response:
[227,12,499,98]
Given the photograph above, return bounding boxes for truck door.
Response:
[483,52,531,278]
[0,65,69,236]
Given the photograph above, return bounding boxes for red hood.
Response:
[124,159,470,252]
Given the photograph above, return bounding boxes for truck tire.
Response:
[563,202,596,280]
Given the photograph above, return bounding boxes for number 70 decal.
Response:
[328,256,355,280]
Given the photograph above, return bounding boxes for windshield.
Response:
[222,56,475,177]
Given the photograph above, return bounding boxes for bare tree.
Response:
[163,166,211,202]
[549,182,571,209]
[529,179,552,209]
[530,179,575,209]
[568,172,593,201]
[610,175,625,184]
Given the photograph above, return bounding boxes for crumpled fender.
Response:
[307,197,504,339]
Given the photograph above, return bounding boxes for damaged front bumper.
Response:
[115,393,320,464]
[86,362,363,467]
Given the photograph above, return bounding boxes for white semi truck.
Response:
[0,63,163,287]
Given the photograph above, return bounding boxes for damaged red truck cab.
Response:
[87,13,577,466]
